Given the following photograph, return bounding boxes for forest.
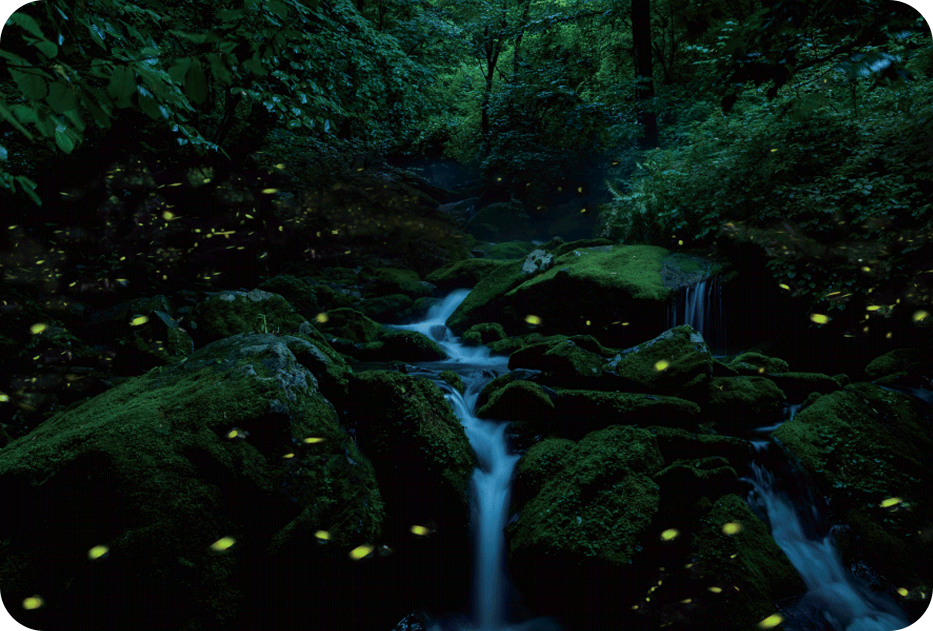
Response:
[0,1,932,630]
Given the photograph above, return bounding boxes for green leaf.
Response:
[54,123,77,153]
[108,66,136,108]
[15,175,40,205]
[35,40,57,59]
[169,58,192,85]
[47,82,78,113]
[0,101,35,139]
[8,12,45,38]
[139,94,163,120]
[80,88,112,127]
[184,62,208,104]
[11,69,49,101]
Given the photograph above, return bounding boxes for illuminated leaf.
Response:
[897,588,909,597]
[654,360,669,371]
[315,530,330,541]
[349,544,373,560]
[210,536,235,551]
[303,437,324,444]
[758,613,783,628]
[879,497,902,508]
[810,313,830,325]
[130,315,148,326]
[88,545,109,560]
[913,310,929,323]
[660,528,679,541]
[722,522,743,535]
[779,283,790,291]
[30,323,48,334]
[525,315,542,325]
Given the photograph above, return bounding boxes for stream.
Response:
[389,285,912,631]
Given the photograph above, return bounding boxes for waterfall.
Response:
[666,277,725,354]
[393,291,561,631]
[743,441,909,631]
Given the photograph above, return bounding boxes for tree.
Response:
[631,0,658,148]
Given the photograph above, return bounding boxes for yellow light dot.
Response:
[779,283,790,291]
[758,613,784,629]
[88,545,109,560]
[654,360,670,371]
[163,211,174,220]
[678,240,684,246]
[585,320,591,326]
[770,148,778,152]
[130,315,148,326]
[866,305,881,311]
[283,453,294,458]
[525,315,542,325]
[708,586,722,593]
[660,528,679,541]
[210,536,235,551]
[879,497,902,508]
[316,313,329,323]
[315,530,330,541]
[810,313,830,325]
[897,587,909,597]
[349,544,373,560]
[410,525,431,536]
[30,323,48,335]
[913,310,929,323]
[22,595,43,610]
[722,522,743,535]
[680,598,692,604]
[0,393,9,403]
[303,437,324,444]
[226,430,239,439]
[861,266,871,272]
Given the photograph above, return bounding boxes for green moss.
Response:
[552,390,701,437]
[707,376,786,432]
[446,260,527,334]
[314,307,382,344]
[368,267,432,298]
[462,322,507,346]
[728,352,790,375]
[257,275,323,320]
[477,380,555,421]
[188,289,307,346]
[772,383,932,586]
[864,348,924,380]
[438,370,464,394]
[690,494,805,630]
[508,425,664,564]
[425,258,506,290]
[474,240,538,260]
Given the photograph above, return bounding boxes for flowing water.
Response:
[666,277,726,355]
[744,440,909,630]
[392,292,560,631]
[392,290,912,631]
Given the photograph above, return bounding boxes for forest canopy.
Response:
[1,0,932,323]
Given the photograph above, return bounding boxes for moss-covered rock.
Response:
[473,240,539,260]
[257,274,325,320]
[728,352,790,375]
[506,425,664,629]
[346,371,475,614]
[357,293,415,322]
[772,383,933,589]
[508,335,609,388]
[424,258,506,291]
[604,325,713,402]
[0,333,384,631]
[552,390,702,438]
[864,348,932,387]
[367,267,434,299]
[476,380,555,423]
[373,329,446,362]
[648,426,752,473]
[706,376,786,434]
[766,371,841,403]
[314,307,383,345]
[689,494,806,630]
[438,370,464,394]
[461,321,506,347]
[187,289,308,346]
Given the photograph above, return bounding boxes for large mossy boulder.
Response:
[424,258,506,291]
[863,348,933,387]
[346,371,476,615]
[604,325,714,402]
[551,390,702,438]
[772,383,933,591]
[0,334,386,631]
[187,289,308,346]
[765,371,841,403]
[688,494,806,630]
[508,335,611,389]
[507,425,664,630]
[446,244,675,348]
[706,376,786,434]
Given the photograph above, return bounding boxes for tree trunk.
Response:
[632,0,658,149]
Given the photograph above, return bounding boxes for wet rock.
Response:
[706,376,786,434]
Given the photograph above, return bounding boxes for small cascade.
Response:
[743,441,909,631]
[666,277,725,354]
[395,291,561,631]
